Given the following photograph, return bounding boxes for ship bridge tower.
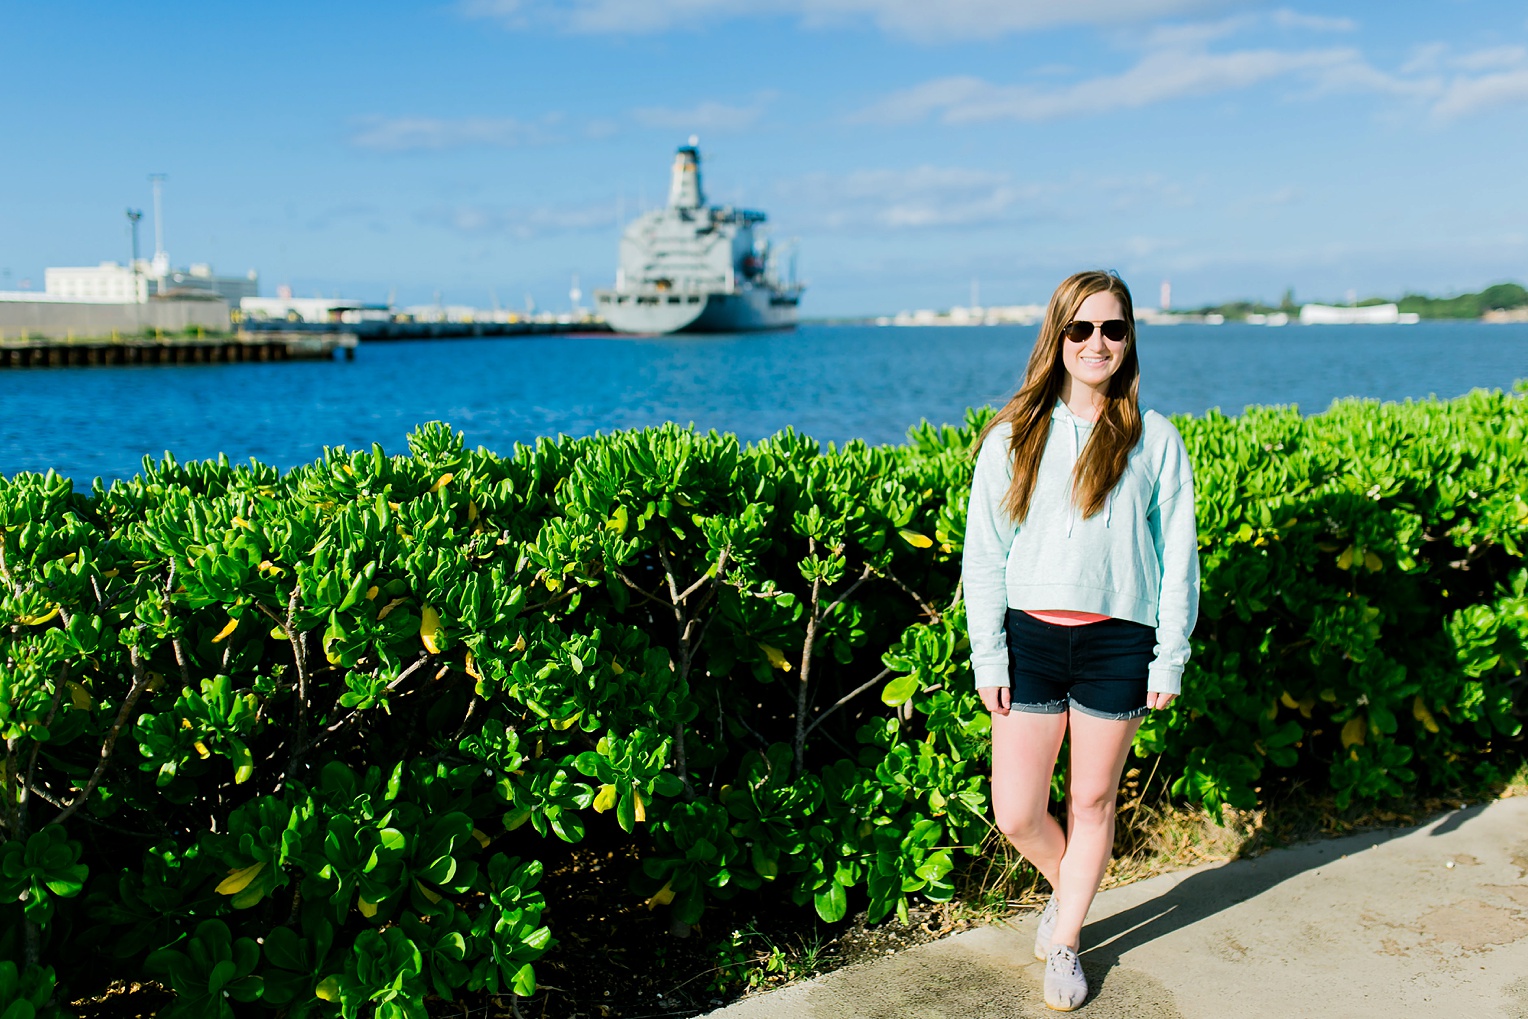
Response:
[668,136,705,210]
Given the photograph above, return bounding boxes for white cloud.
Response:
[1431,68,1528,120]
[1448,45,1528,73]
[634,93,777,132]
[777,166,1037,231]
[462,0,1239,41]
[349,116,550,152]
[852,14,1528,126]
[1269,9,1356,32]
[422,202,616,237]
[856,47,1362,123]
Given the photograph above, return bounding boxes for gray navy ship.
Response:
[595,141,802,334]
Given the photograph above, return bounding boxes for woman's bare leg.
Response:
[989,708,1069,891]
[1050,709,1142,950]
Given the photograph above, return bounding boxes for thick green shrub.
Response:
[0,389,1524,1013]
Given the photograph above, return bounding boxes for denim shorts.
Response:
[1005,609,1154,721]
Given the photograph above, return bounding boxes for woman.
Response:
[962,270,1199,1011]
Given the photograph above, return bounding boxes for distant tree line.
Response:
[1188,282,1528,320]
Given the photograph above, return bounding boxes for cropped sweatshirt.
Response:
[962,400,1200,695]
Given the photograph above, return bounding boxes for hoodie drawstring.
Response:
[1065,417,1078,538]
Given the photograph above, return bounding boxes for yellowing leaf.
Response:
[1341,716,1366,748]
[211,617,239,643]
[315,977,341,1002]
[365,585,379,601]
[419,606,442,654]
[193,741,211,760]
[633,788,647,823]
[1413,695,1440,734]
[1279,691,1299,709]
[759,643,791,672]
[1336,546,1355,571]
[467,500,479,522]
[593,784,618,813]
[66,680,93,711]
[145,672,166,692]
[1364,550,1383,572]
[429,472,455,494]
[269,624,289,640]
[357,897,378,918]
[233,744,254,785]
[231,516,252,530]
[376,596,408,621]
[899,530,934,549]
[610,660,625,675]
[100,568,120,578]
[645,881,675,910]
[549,710,583,731]
[464,651,483,681]
[471,828,492,848]
[17,605,60,627]
[216,861,266,896]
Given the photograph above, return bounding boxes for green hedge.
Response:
[1,390,1524,1015]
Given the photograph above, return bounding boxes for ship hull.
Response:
[596,287,797,335]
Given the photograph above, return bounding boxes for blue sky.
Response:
[2,1,1526,316]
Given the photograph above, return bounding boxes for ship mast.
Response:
[668,135,704,210]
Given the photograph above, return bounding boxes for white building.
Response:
[240,296,389,324]
[1300,303,1420,325]
[160,264,259,305]
[44,262,150,303]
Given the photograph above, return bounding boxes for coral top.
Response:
[1023,609,1110,627]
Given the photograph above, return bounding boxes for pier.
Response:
[0,330,357,368]
[239,319,611,341]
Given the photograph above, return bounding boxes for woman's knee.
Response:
[993,800,1053,842]
[1066,786,1118,826]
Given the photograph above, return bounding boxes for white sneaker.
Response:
[1033,894,1060,961]
[1044,944,1088,1012]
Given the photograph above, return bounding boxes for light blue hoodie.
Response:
[962,400,1200,694]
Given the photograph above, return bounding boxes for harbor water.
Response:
[3,321,1527,483]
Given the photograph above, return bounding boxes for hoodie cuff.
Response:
[1146,663,1182,696]
[973,661,1010,689]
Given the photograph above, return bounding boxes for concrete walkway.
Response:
[705,796,1528,1019]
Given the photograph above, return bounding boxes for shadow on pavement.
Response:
[1078,820,1419,995]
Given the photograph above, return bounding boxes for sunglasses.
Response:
[1062,319,1130,343]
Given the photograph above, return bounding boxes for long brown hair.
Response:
[977,270,1142,524]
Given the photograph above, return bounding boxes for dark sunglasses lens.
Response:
[1100,319,1129,342]
[1063,322,1094,342]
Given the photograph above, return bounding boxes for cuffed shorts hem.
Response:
[1068,700,1150,722]
[1010,698,1069,715]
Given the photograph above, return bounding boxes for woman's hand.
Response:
[979,686,1011,716]
[1145,691,1177,711]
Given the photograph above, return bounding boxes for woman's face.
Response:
[1060,290,1128,391]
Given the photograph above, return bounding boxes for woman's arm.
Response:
[1147,428,1200,698]
[962,428,1018,690]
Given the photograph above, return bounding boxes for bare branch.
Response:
[675,546,731,604]
[804,667,892,738]
[612,570,669,609]
[50,644,152,827]
[881,567,940,622]
[820,562,874,623]
[302,652,433,753]
[793,538,822,777]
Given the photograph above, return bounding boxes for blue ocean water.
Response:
[3,321,1526,483]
